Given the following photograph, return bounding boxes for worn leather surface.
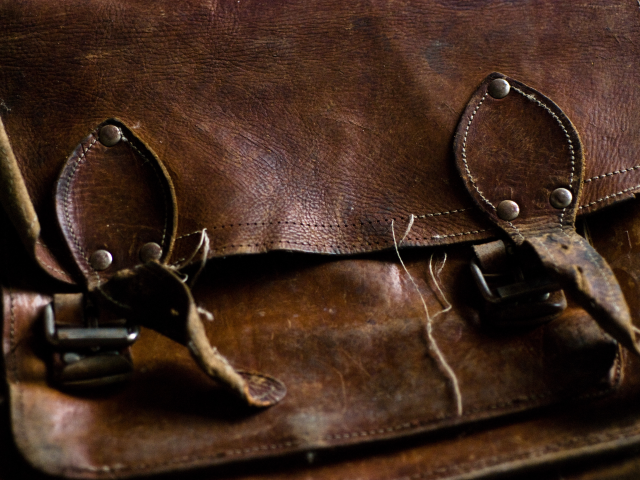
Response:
[54,120,177,288]
[6,198,640,479]
[2,1,640,479]
[1,0,640,271]
[0,253,622,478]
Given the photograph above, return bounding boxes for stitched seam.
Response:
[579,184,640,210]
[63,137,98,265]
[390,421,636,480]
[56,367,619,475]
[460,90,525,241]
[176,208,473,234]
[172,229,493,264]
[584,165,640,183]
[461,92,494,210]
[511,86,576,234]
[416,207,473,219]
[511,86,576,189]
[123,137,169,250]
[63,136,100,285]
[34,242,70,277]
[432,229,490,239]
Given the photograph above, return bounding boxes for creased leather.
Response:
[2,248,621,478]
[55,120,177,288]
[2,1,640,479]
[1,1,640,264]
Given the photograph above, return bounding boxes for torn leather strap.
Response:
[455,72,640,355]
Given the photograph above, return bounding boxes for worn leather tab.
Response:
[455,73,640,355]
[95,261,286,407]
[54,120,177,289]
[454,73,584,243]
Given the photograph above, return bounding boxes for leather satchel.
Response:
[2,1,640,479]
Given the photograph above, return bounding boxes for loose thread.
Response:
[429,253,452,319]
[189,229,210,289]
[391,220,463,416]
[197,306,215,322]
[399,214,415,245]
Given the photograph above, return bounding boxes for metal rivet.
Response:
[497,200,520,221]
[488,78,510,99]
[98,125,122,147]
[89,249,113,271]
[549,188,573,209]
[139,242,163,263]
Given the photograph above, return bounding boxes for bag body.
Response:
[2,1,640,479]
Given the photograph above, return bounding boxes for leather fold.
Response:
[454,73,639,355]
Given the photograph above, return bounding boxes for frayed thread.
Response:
[391,220,463,416]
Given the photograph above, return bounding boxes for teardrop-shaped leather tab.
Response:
[454,72,584,243]
[55,120,177,289]
[454,73,640,356]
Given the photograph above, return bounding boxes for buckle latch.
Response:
[471,240,567,327]
[43,294,138,388]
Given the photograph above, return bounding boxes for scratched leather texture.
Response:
[7,197,640,480]
[1,0,640,264]
[3,1,640,479]
[0,248,624,479]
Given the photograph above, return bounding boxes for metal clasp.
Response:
[44,303,139,348]
[43,295,139,389]
[471,240,567,328]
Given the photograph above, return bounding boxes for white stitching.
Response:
[579,184,640,210]
[63,136,100,283]
[432,229,489,239]
[510,86,577,189]
[584,165,640,183]
[122,137,170,251]
[461,92,494,210]
[416,207,473,219]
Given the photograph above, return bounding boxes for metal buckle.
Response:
[44,301,139,388]
[470,243,567,328]
[44,303,139,348]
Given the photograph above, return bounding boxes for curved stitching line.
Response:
[584,165,640,184]
[35,241,71,277]
[62,135,100,284]
[461,92,494,210]
[122,137,170,251]
[510,86,577,189]
[579,184,640,210]
[461,91,525,241]
[510,86,577,232]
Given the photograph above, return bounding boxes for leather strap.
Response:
[455,73,640,355]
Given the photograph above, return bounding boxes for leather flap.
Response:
[1,0,640,269]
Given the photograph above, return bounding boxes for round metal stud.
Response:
[549,188,573,209]
[139,242,163,263]
[89,249,113,271]
[497,200,520,221]
[488,78,510,99]
[98,124,122,147]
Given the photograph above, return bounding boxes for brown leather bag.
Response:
[2,1,640,479]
